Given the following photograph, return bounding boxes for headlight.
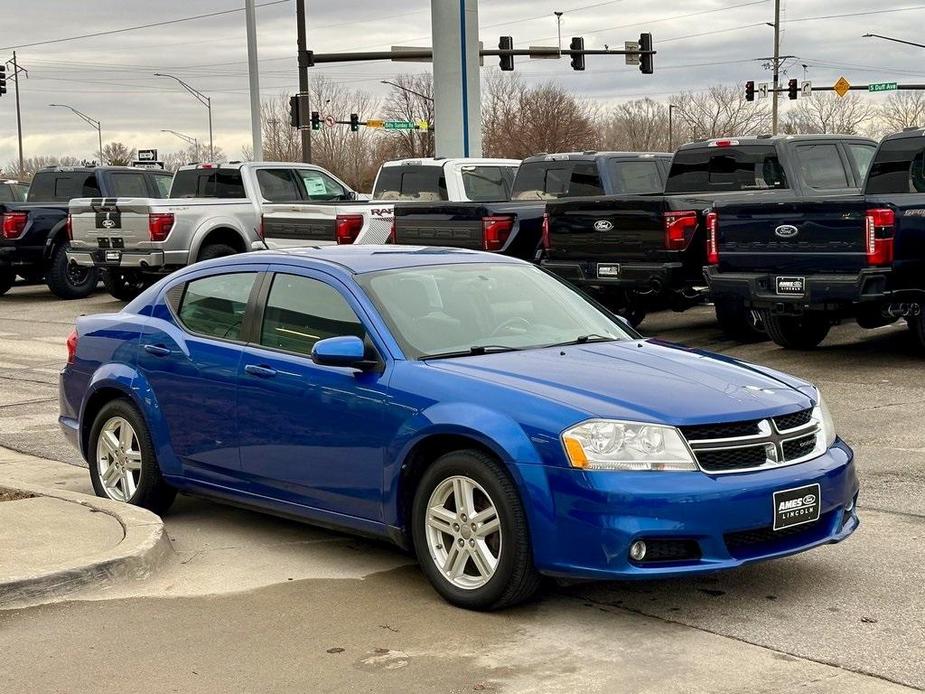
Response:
[561,419,697,471]
[815,392,837,448]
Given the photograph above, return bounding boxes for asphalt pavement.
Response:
[0,282,922,693]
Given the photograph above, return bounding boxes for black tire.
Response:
[88,399,176,514]
[714,298,768,342]
[909,312,925,351]
[0,267,13,296]
[45,244,99,299]
[595,288,647,328]
[197,243,237,262]
[102,269,148,302]
[411,449,541,611]
[763,311,831,350]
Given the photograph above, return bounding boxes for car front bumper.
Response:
[514,441,858,580]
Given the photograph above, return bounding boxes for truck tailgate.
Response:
[69,197,157,249]
[715,197,870,274]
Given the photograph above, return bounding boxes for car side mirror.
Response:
[311,335,367,368]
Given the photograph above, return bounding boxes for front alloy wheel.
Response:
[424,475,502,590]
[95,416,142,502]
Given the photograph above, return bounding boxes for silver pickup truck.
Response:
[67,161,393,300]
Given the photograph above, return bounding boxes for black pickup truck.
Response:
[391,152,671,264]
[540,135,877,330]
[1,180,28,202]
[705,128,925,350]
[0,166,172,298]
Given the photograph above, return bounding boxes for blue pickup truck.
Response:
[0,166,172,298]
[705,128,925,350]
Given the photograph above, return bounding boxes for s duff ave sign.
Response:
[869,82,899,93]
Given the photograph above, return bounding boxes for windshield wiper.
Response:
[544,334,619,348]
[422,345,522,360]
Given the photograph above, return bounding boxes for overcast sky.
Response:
[1,0,923,166]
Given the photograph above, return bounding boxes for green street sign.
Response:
[869,82,898,93]
[384,120,416,130]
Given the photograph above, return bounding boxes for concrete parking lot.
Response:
[0,282,922,693]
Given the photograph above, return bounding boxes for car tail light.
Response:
[865,208,895,266]
[1,211,28,239]
[148,212,175,242]
[541,212,550,250]
[335,214,363,244]
[482,215,514,252]
[664,210,697,251]
[66,328,78,365]
[65,214,73,241]
[706,211,719,265]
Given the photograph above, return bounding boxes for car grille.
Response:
[683,408,820,474]
[724,512,832,559]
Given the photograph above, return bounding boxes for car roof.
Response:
[207,245,524,275]
[882,127,925,142]
[521,152,671,164]
[381,157,520,168]
[677,134,876,150]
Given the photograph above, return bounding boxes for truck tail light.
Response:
[706,211,719,265]
[66,328,78,365]
[664,210,697,251]
[387,217,396,244]
[65,214,73,241]
[482,215,514,252]
[335,214,363,244]
[1,211,28,239]
[865,208,895,266]
[541,212,550,250]
[148,212,175,242]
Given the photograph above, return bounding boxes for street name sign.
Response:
[868,82,898,93]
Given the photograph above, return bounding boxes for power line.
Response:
[0,0,292,51]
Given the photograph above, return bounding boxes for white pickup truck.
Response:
[259,157,520,247]
[66,161,393,300]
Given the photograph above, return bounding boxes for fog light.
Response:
[845,498,855,513]
[629,540,647,562]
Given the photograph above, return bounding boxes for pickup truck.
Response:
[1,180,28,202]
[705,128,925,351]
[539,136,877,330]
[67,161,382,300]
[0,166,172,298]
[390,152,669,265]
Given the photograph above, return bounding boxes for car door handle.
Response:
[143,344,171,357]
[244,364,278,378]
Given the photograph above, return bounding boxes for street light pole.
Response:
[380,80,434,102]
[771,0,781,134]
[554,11,563,57]
[668,104,676,150]
[49,104,103,164]
[296,0,312,164]
[154,73,214,160]
[862,33,925,50]
[161,129,200,159]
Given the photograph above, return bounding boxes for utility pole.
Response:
[7,52,26,175]
[245,0,263,160]
[771,0,781,134]
[296,0,312,163]
[668,104,676,150]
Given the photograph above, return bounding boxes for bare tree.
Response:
[600,99,672,152]
[3,155,83,181]
[670,84,772,140]
[100,142,136,166]
[782,93,874,135]
[877,91,925,134]
[381,74,435,158]
[482,73,600,158]
[162,144,226,172]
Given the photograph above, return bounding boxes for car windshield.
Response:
[358,262,632,359]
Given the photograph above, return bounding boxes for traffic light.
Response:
[638,33,654,75]
[310,111,321,131]
[499,36,514,71]
[745,80,755,102]
[570,37,585,71]
[0,65,6,97]
[350,113,359,132]
[289,95,300,128]
[787,78,799,100]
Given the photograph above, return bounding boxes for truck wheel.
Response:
[197,243,237,262]
[102,270,148,302]
[714,298,767,342]
[0,268,13,296]
[763,312,831,350]
[46,245,99,300]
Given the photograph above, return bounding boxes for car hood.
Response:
[426,339,815,425]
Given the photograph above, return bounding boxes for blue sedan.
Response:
[59,247,859,610]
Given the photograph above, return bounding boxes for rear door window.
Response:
[109,172,151,197]
[512,160,605,199]
[27,172,101,202]
[867,139,925,194]
[459,166,516,201]
[151,174,173,197]
[665,146,789,193]
[607,160,664,193]
[176,273,258,342]
[373,166,447,201]
[846,143,876,182]
[257,169,303,202]
[170,169,246,198]
[297,169,349,201]
[794,144,850,189]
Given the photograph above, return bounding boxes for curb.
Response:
[0,478,173,608]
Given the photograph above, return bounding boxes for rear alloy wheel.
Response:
[0,268,13,296]
[46,244,99,299]
[763,311,831,350]
[714,298,767,342]
[412,450,540,610]
[88,399,176,514]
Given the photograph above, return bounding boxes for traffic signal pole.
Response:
[296,0,312,164]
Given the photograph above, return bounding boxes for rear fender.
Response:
[43,217,70,260]
[189,217,254,260]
